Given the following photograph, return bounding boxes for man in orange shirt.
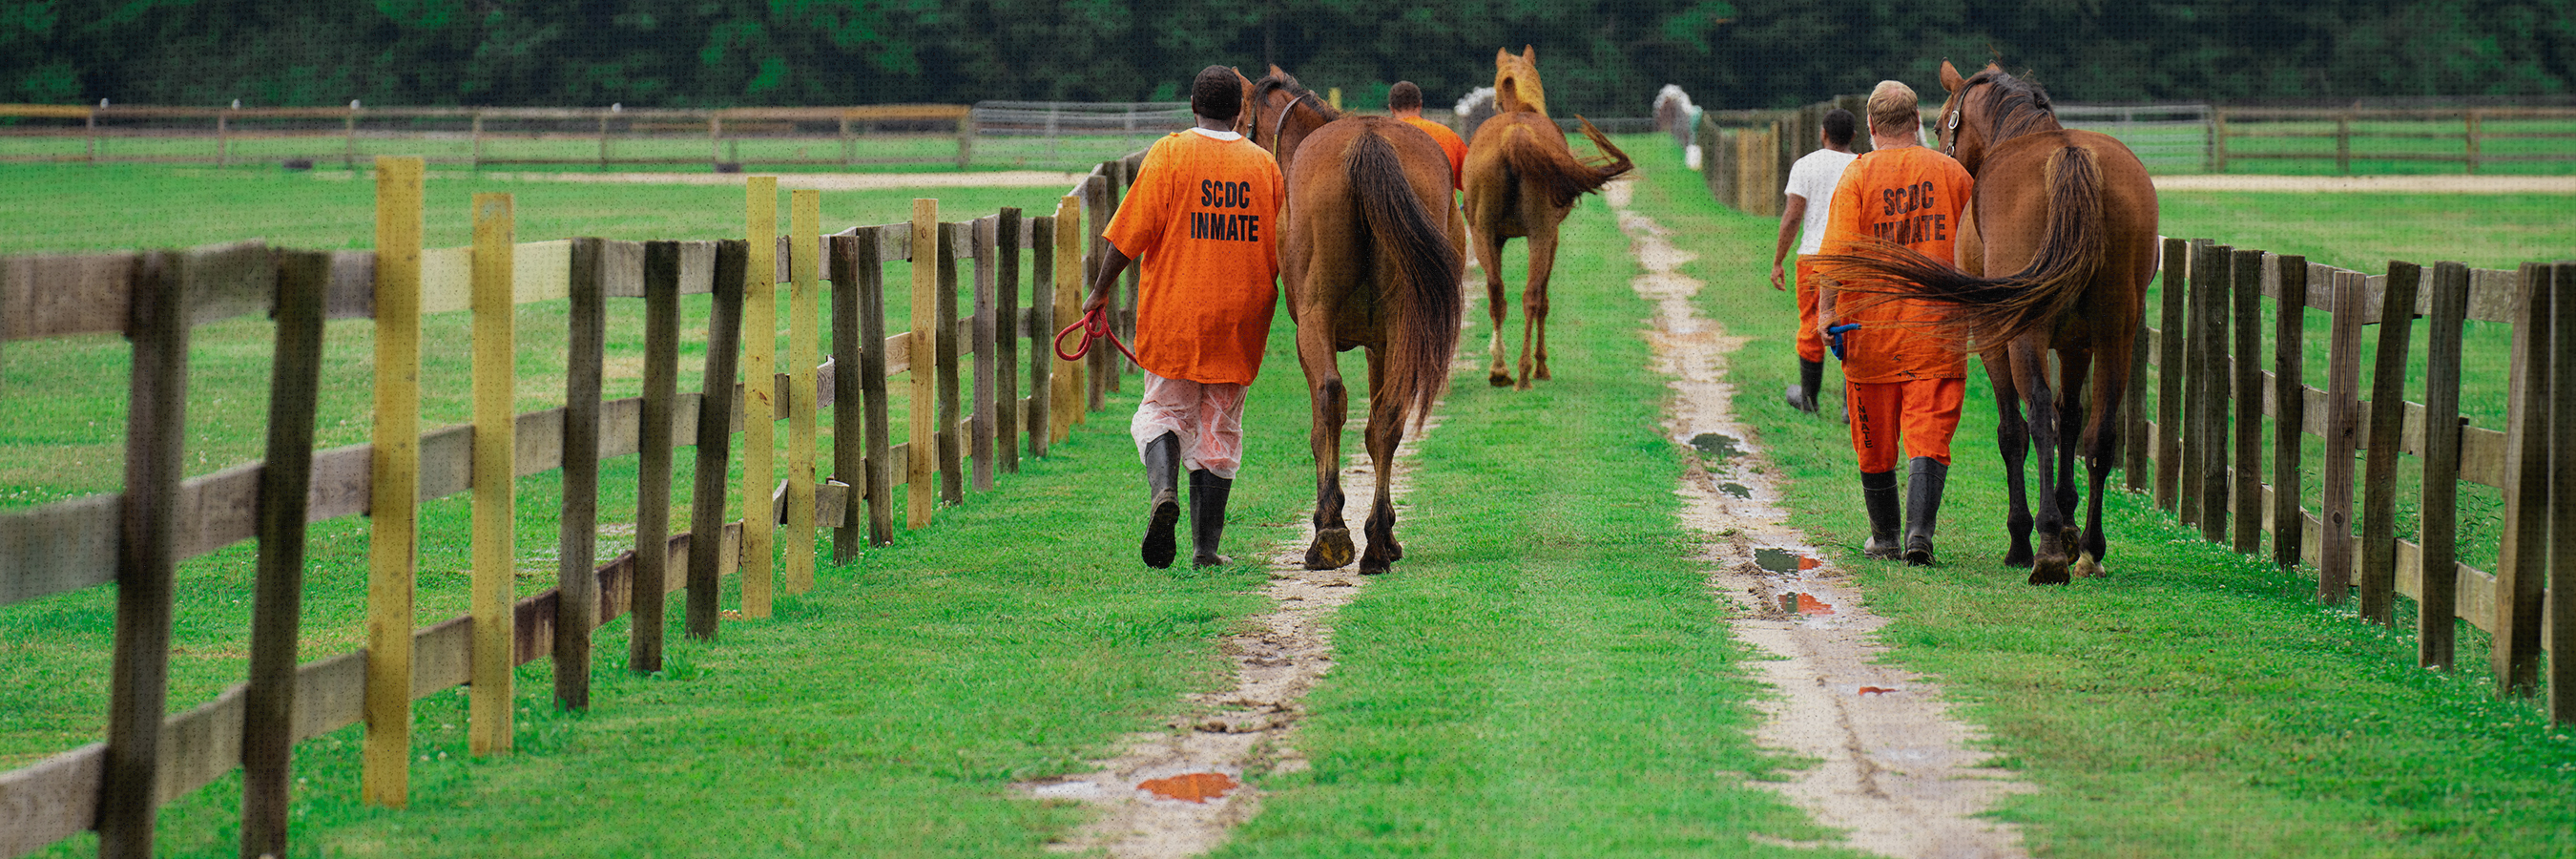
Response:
[1388,81,1466,190]
[1816,79,1974,564]
[1083,65,1286,569]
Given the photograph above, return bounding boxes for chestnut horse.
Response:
[1813,62,2158,584]
[1249,71,1467,574]
[1462,46,1632,388]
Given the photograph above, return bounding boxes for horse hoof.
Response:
[2071,554,2108,578]
[1359,556,1392,575]
[1488,371,1513,388]
[2003,545,2034,568]
[2028,555,2071,585]
[1306,528,1355,570]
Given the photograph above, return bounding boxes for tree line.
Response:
[2,0,2568,116]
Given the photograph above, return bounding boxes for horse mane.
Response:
[1963,68,2063,144]
[1252,72,1341,124]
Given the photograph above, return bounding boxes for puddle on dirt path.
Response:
[1717,481,1754,499]
[1690,431,1744,463]
[1753,548,1808,574]
[1776,592,1837,615]
[1137,772,1240,804]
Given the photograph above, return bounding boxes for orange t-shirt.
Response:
[1102,129,1285,385]
[1821,145,1975,384]
[1399,115,1467,190]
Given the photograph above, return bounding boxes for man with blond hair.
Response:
[1816,79,1973,565]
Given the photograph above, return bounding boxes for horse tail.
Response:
[1347,129,1465,430]
[1502,115,1634,209]
[1814,145,2106,346]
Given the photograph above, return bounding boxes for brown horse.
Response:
[1248,70,1467,574]
[1813,62,2159,584]
[1462,46,1632,388]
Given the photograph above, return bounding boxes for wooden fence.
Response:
[0,104,977,170]
[0,148,1153,858]
[2213,106,2576,174]
[2134,241,2574,723]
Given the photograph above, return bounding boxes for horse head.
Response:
[1249,68,1340,168]
[1936,60,2062,175]
[1492,46,1548,117]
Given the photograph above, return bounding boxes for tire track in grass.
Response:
[1606,177,2035,859]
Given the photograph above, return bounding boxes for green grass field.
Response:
[4,145,2575,857]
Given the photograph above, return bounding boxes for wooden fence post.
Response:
[972,217,1000,492]
[364,156,424,809]
[2125,311,2150,492]
[996,207,1025,473]
[2200,243,2233,543]
[2272,256,2310,570]
[1028,211,1055,458]
[2179,241,2215,534]
[633,241,680,672]
[2156,238,2188,512]
[1086,174,1113,410]
[240,250,329,859]
[938,221,966,507]
[2360,262,2422,624]
[2319,270,2368,603]
[2335,111,2352,175]
[2495,262,2552,694]
[2418,262,2469,670]
[98,250,187,859]
[787,190,821,593]
[741,178,778,619]
[556,238,607,709]
[468,193,517,756]
[688,241,749,640]
[2549,261,2576,722]
[859,229,896,546]
[2232,248,2265,554]
[827,233,860,560]
[1052,194,1086,443]
[909,200,939,529]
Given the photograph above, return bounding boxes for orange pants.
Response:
[1845,376,1964,473]
[1793,258,1825,363]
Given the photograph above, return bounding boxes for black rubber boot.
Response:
[1861,470,1902,560]
[1190,469,1233,567]
[1904,457,1948,566]
[1784,358,1824,412]
[1142,432,1180,568]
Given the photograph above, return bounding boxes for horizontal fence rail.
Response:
[0,103,978,171]
[0,150,1148,858]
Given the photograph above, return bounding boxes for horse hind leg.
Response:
[1479,231,1513,388]
[1301,336,1356,571]
[1359,348,1406,574]
[1984,351,2036,568]
[2013,346,2077,584]
[2073,346,2124,579]
[1520,224,1559,388]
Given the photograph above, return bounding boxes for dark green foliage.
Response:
[4,1,2569,115]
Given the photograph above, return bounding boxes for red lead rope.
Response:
[1053,306,1142,365]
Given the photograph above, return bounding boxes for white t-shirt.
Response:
[1783,148,1859,255]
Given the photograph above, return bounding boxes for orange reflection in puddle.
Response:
[1138,772,1239,803]
[1796,593,1835,615]
[1797,555,1821,570]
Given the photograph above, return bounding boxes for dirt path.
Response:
[1012,312,1474,859]
[1606,178,2034,859]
